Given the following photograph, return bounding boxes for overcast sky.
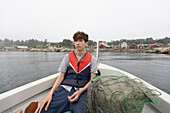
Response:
[0,0,170,42]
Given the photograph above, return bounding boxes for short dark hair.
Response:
[73,31,88,42]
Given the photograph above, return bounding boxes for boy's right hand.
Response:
[35,92,53,113]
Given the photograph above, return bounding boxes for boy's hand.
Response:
[35,92,53,113]
[68,90,83,102]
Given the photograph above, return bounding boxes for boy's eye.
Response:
[74,39,84,42]
[74,39,79,42]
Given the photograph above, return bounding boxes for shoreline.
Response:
[1,48,170,54]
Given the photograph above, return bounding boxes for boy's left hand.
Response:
[68,90,83,102]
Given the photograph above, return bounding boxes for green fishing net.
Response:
[87,75,160,113]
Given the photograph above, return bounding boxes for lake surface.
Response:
[0,52,170,94]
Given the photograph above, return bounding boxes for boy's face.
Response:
[74,39,88,51]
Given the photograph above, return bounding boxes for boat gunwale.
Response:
[0,73,60,113]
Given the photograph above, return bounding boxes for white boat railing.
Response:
[0,73,59,113]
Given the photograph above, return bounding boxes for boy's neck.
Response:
[75,49,86,57]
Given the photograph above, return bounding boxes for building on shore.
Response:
[16,46,29,51]
[128,43,138,49]
[149,43,163,49]
[137,44,149,49]
[4,47,16,51]
[99,41,107,45]
[114,45,120,49]
[120,42,128,49]
[99,43,112,48]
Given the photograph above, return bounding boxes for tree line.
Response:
[110,37,170,46]
[0,38,97,48]
[0,37,169,48]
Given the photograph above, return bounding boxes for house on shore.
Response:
[99,43,112,49]
[120,42,128,49]
[128,43,138,49]
[149,43,163,49]
[16,46,29,51]
[137,44,149,49]
[4,47,16,51]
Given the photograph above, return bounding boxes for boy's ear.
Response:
[86,41,88,45]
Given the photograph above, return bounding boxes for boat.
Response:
[0,63,170,113]
[1,42,170,113]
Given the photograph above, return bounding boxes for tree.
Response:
[0,39,3,47]
[50,42,57,47]
[164,37,170,43]
[44,39,47,46]
[146,37,154,44]
[4,38,11,46]
[88,40,96,46]
[62,39,73,47]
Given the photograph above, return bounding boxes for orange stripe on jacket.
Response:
[69,51,92,73]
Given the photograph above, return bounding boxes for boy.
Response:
[35,31,97,113]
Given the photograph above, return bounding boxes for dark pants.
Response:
[40,86,87,113]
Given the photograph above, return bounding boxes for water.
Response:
[0,52,170,94]
[0,52,65,94]
[99,52,170,94]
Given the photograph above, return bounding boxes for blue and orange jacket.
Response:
[61,51,92,88]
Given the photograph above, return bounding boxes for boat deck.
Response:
[2,89,50,113]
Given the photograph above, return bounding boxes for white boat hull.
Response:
[0,63,170,113]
